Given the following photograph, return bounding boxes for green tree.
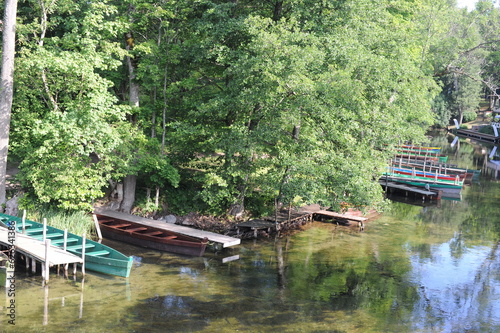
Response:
[0,0,18,209]
[11,0,131,210]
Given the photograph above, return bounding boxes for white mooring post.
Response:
[92,214,102,241]
[81,233,86,276]
[63,229,68,272]
[43,218,47,242]
[44,239,51,282]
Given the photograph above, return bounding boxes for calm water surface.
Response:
[2,134,500,333]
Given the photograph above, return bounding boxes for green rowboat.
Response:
[0,213,133,278]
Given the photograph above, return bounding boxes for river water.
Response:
[2,132,500,333]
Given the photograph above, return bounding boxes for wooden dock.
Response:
[313,210,367,222]
[235,206,375,237]
[379,179,440,201]
[313,210,369,229]
[0,228,83,281]
[93,209,241,248]
[455,129,500,143]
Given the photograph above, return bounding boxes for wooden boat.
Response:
[380,174,463,196]
[94,214,209,257]
[394,151,448,163]
[381,172,463,187]
[389,167,462,182]
[0,213,133,278]
[391,159,478,184]
[398,145,441,152]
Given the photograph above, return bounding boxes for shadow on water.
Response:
[3,132,500,332]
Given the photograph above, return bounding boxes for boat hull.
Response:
[0,213,133,278]
[96,215,208,257]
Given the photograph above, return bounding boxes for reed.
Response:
[26,210,94,237]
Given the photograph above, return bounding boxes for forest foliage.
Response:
[1,0,499,217]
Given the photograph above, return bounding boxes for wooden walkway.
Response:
[379,180,440,201]
[0,228,83,265]
[456,129,500,143]
[235,207,375,237]
[93,209,241,248]
[0,228,83,281]
[313,210,367,222]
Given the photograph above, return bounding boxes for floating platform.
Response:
[93,209,241,248]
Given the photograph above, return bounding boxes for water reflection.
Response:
[3,133,500,332]
[409,240,500,332]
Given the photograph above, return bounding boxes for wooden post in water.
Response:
[81,233,86,276]
[42,218,47,242]
[63,229,68,272]
[92,214,102,241]
[44,239,51,282]
[43,284,49,325]
[79,278,85,318]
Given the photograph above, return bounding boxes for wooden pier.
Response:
[379,179,440,201]
[236,210,314,238]
[236,206,375,237]
[486,160,500,178]
[455,129,500,143]
[313,210,368,229]
[93,209,241,248]
[0,228,83,282]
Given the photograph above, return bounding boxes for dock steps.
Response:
[108,223,132,228]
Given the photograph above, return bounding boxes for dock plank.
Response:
[93,209,241,248]
[314,210,368,222]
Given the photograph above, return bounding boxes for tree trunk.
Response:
[0,0,18,208]
[121,31,140,213]
[120,175,136,213]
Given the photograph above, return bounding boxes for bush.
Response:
[463,111,477,123]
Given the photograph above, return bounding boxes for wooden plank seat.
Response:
[163,235,177,240]
[124,227,148,232]
[142,231,164,236]
[66,243,95,251]
[32,233,64,240]
[17,222,36,228]
[52,237,79,245]
[86,250,110,256]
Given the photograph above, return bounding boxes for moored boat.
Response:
[0,213,133,278]
[391,159,479,184]
[381,172,463,187]
[394,151,448,163]
[95,214,209,257]
[389,167,462,182]
[380,174,463,196]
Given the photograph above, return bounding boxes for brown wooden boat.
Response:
[95,214,208,256]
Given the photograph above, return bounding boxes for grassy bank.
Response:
[23,209,95,237]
